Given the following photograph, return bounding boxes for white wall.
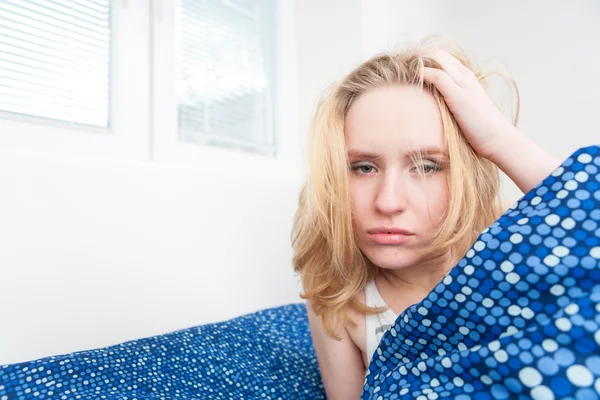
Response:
[5,0,597,367]
[0,156,302,364]
[361,0,600,200]
[296,0,363,173]
[0,1,363,365]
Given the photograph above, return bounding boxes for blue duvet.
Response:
[2,145,599,399]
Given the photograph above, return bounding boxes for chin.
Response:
[363,247,422,270]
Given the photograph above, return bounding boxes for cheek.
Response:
[419,177,450,222]
[350,180,372,228]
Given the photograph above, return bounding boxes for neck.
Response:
[380,250,453,297]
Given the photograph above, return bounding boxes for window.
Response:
[0,1,149,161]
[176,0,276,156]
[0,0,111,127]
[0,0,285,162]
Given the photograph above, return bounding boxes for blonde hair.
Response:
[292,38,519,339]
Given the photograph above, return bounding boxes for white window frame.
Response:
[151,0,299,178]
[0,0,298,173]
[0,0,151,162]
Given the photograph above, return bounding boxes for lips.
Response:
[367,227,415,245]
[367,227,415,235]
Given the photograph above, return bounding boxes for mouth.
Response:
[367,227,415,245]
[367,227,415,235]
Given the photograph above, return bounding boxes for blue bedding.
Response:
[362,145,600,399]
[2,145,599,399]
[0,305,325,399]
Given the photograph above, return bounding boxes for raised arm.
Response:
[486,126,561,194]
[423,49,561,194]
[306,301,366,399]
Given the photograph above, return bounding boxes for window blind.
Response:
[0,0,111,127]
[176,0,276,155]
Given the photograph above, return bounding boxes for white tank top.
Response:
[365,280,398,362]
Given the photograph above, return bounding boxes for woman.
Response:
[292,40,560,398]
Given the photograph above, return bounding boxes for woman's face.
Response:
[345,84,450,271]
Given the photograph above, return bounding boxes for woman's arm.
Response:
[487,126,561,194]
[423,49,561,194]
[306,301,366,399]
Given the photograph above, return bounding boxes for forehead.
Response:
[344,85,444,153]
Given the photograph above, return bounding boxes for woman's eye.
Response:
[351,164,376,175]
[413,162,443,176]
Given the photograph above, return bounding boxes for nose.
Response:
[374,170,408,216]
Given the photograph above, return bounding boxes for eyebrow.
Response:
[347,146,447,160]
[347,150,381,160]
[406,147,448,158]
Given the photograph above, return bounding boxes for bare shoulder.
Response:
[306,299,366,399]
[343,291,365,331]
[344,289,366,327]
[343,291,369,367]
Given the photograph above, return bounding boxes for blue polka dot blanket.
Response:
[0,145,599,400]
[0,305,325,399]
[362,145,600,399]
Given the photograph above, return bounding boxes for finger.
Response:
[429,48,474,87]
[423,67,458,99]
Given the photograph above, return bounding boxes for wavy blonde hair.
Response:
[292,39,519,339]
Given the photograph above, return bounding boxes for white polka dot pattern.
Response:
[0,304,325,399]
[362,145,600,399]
[2,145,600,400]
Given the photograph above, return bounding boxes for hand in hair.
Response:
[424,48,561,194]
[423,48,516,160]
